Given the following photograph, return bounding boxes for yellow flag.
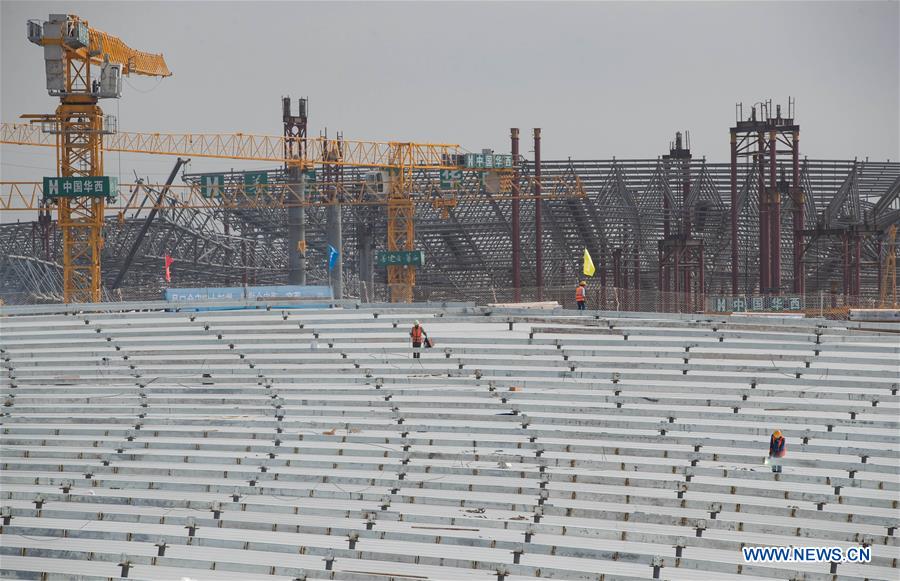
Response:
[583,248,596,277]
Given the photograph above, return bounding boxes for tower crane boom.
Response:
[2,123,463,169]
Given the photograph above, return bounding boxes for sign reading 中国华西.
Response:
[43,176,118,200]
[463,154,513,170]
[709,295,805,313]
[376,250,425,267]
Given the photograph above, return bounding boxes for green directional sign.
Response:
[200,173,226,198]
[439,169,463,190]
[243,171,268,196]
[43,176,117,199]
[302,169,317,194]
[377,250,425,267]
[461,153,513,169]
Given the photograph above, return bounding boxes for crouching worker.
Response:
[410,320,428,359]
[769,429,786,473]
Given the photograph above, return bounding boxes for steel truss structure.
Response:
[2,152,898,304]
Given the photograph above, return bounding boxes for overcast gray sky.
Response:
[2,0,898,190]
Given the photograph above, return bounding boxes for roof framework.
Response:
[1,159,897,303]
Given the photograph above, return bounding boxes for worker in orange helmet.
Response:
[575,281,587,311]
[409,320,428,359]
[769,429,786,473]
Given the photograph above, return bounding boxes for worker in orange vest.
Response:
[769,429,786,473]
[575,281,587,310]
[410,320,428,359]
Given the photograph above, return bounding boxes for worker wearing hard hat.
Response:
[769,430,786,473]
[575,281,587,311]
[409,320,429,359]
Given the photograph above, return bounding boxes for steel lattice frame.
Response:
[1,157,898,304]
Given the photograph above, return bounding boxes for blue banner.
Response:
[328,245,339,271]
[165,285,332,302]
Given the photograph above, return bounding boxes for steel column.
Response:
[768,130,780,294]
[842,233,850,297]
[633,252,640,301]
[758,131,769,294]
[534,128,542,300]
[791,131,803,294]
[853,232,861,300]
[682,157,692,238]
[613,248,622,289]
[511,128,521,301]
[730,132,739,294]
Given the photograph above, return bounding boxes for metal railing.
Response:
[1,281,893,321]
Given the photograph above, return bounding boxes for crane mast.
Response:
[25,14,170,302]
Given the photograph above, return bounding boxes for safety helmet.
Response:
[580,281,586,286]
[414,320,420,326]
[773,430,782,438]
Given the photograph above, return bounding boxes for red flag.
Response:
[164,254,174,283]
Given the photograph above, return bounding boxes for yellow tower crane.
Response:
[23,13,170,302]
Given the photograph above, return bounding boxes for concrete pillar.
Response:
[357,222,375,302]
[534,128,542,301]
[287,165,306,285]
[327,200,342,299]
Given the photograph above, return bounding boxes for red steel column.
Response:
[730,131,739,294]
[853,232,862,301]
[534,128,543,301]
[657,247,664,293]
[683,158,692,238]
[842,233,850,297]
[658,247,666,311]
[663,181,671,239]
[673,248,681,311]
[613,249,622,288]
[683,156,692,305]
[791,131,803,294]
[633,252,640,305]
[769,129,780,294]
[758,131,770,294]
[698,244,706,311]
[673,249,680,294]
[511,128,521,302]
